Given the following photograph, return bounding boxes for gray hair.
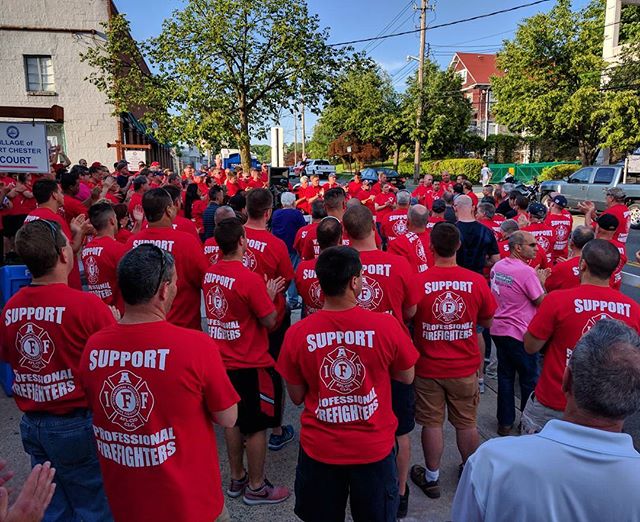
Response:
[502,183,515,195]
[280,191,296,208]
[571,225,594,250]
[569,319,640,420]
[396,190,411,206]
[408,204,429,228]
[215,205,236,225]
[507,230,527,251]
[500,219,519,237]
[118,244,176,305]
[477,202,496,219]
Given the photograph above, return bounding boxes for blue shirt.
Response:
[271,208,306,254]
[202,203,220,240]
[452,419,640,522]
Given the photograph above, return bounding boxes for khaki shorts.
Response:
[415,374,479,429]
[520,394,563,434]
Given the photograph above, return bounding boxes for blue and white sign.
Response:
[0,122,49,173]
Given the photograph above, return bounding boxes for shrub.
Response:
[421,159,485,183]
[539,163,580,181]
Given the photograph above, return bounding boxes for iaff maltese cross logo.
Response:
[100,370,154,431]
[206,286,228,319]
[392,219,407,236]
[320,347,366,394]
[433,291,466,324]
[309,281,323,309]
[242,249,258,271]
[357,275,383,310]
[582,313,615,335]
[85,256,99,285]
[16,322,55,371]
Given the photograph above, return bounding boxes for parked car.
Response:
[539,163,640,228]
[360,167,406,190]
[291,159,336,178]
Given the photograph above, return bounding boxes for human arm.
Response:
[392,366,415,385]
[0,461,56,522]
[578,201,597,227]
[523,331,547,355]
[211,404,238,428]
[286,383,307,405]
[69,215,92,253]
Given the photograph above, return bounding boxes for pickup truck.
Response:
[292,159,336,178]
[539,164,640,229]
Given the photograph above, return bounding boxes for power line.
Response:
[366,9,417,54]
[361,0,413,52]
[328,0,553,47]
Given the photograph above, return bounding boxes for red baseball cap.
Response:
[151,161,160,167]
[90,161,103,168]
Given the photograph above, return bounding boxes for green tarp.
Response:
[488,161,580,183]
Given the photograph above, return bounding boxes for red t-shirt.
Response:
[374,193,395,223]
[79,321,239,522]
[426,216,445,231]
[294,222,319,260]
[356,189,376,214]
[24,207,82,290]
[440,181,454,193]
[497,239,549,269]
[528,285,640,411]
[173,215,200,241]
[225,180,240,197]
[247,178,265,189]
[380,209,408,242]
[609,238,627,290]
[387,231,432,274]
[545,256,581,293]
[0,283,115,414]
[355,249,421,332]
[62,195,88,225]
[81,236,128,314]
[9,188,37,215]
[467,192,479,207]
[478,218,502,240]
[126,227,209,330]
[294,259,324,316]
[602,203,631,243]
[202,260,275,370]
[192,199,207,232]
[203,237,220,264]
[243,227,294,327]
[347,180,362,197]
[544,211,573,261]
[115,227,132,244]
[413,265,497,379]
[128,192,144,218]
[522,222,555,263]
[276,307,418,465]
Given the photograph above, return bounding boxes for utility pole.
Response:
[293,107,298,165]
[300,99,306,160]
[414,0,428,183]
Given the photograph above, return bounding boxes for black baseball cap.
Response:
[432,199,446,213]
[552,195,567,208]
[528,202,547,219]
[596,214,619,231]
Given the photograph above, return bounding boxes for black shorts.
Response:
[268,306,291,361]
[2,214,27,238]
[294,446,398,522]
[227,367,283,435]
[392,379,415,437]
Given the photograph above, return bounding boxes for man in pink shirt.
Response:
[489,231,548,436]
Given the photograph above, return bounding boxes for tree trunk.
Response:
[578,140,596,166]
[238,108,251,173]
[393,143,400,172]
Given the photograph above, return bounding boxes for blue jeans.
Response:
[20,410,112,522]
[287,251,301,306]
[493,336,540,427]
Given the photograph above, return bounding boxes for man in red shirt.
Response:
[295,217,343,316]
[25,179,91,289]
[125,188,209,329]
[202,218,289,505]
[1,220,115,521]
[225,170,240,197]
[343,204,421,516]
[325,172,340,190]
[497,219,549,270]
[545,226,594,293]
[356,179,376,214]
[426,199,446,230]
[374,183,395,246]
[294,200,326,260]
[410,222,497,500]
[79,244,239,521]
[60,171,89,225]
[595,214,627,290]
[544,194,573,264]
[476,202,502,240]
[277,246,418,522]
[244,188,296,449]
[127,175,149,219]
[163,184,201,240]
[381,190,410,243]
[295,176,312,214]
[247,168,267,190]
[388,204,432,274]
[440,171,454,193]
[412,175,435,208]
[462,180,478,207]
[203,206,236,264]
[581,187,631,243]
[82,202,128,314]
[523,239,640,433]
[371,172,398,196]
[347,172,362,198]
[522,202,554,264]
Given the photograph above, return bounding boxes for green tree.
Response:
[492,0,640,165]
[401,61,472,161]
[82,0,345,171]
[251,144,271,164]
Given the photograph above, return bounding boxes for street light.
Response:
[346,145,352,174]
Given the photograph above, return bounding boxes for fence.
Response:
[488,161,580,183]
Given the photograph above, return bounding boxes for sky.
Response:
[114,0,591,145]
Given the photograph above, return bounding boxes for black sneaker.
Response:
[410,464,440,499]
[397,484,409,518]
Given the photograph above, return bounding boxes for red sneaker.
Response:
[242,479,290,506]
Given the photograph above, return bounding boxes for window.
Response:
[24,56,55,92]
[593,167,617,184]
[625,172,640,184]
[568,168,593,184]
[457,69,468,83]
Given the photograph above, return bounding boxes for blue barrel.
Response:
[0,265,32,396]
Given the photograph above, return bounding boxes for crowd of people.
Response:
[0,156,639,522]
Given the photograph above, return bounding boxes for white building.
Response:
[0,0,173,168]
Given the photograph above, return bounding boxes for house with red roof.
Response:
[449,52,506,138]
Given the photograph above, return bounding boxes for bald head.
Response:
[571,225,595,251]
[317,217,343,250]
[581,239,620,280]
[215,205,236,225]
[408,204,429,230]
[453,195,473,210]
